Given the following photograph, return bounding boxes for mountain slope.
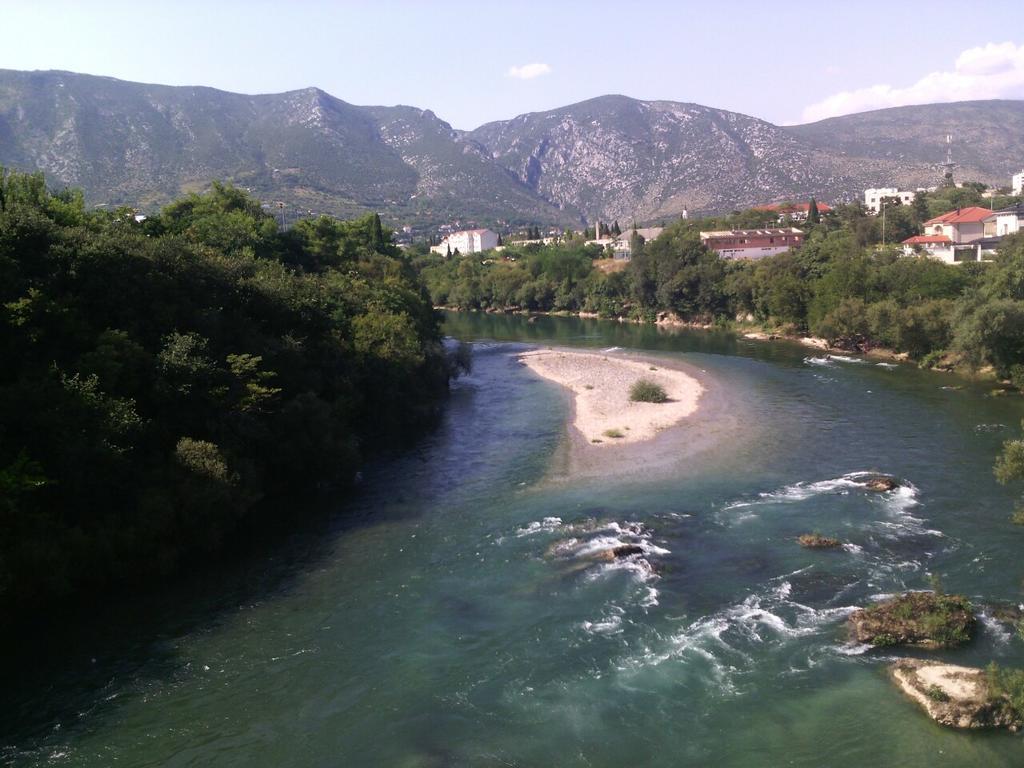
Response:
[469,95,856,222]
[1,69,1021,227]
[784,100,1024,191]
[0,69,574,226]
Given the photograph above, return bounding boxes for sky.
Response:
[2,0,1023,129]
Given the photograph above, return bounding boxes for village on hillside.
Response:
[420,165,1024,267]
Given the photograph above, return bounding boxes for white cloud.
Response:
[507,62,551,80]
[801,42,1024,123]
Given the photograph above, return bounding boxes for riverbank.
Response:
[518,349,703,445]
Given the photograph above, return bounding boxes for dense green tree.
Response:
[0,175,453,610]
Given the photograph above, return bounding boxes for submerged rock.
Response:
[890,659,1022,730]
[798,533,842,549]
[848,591,975,649]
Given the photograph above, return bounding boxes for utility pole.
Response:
[881,201,887,247]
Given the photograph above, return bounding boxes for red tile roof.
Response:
[924,207,992,225]
[902,235,952,245]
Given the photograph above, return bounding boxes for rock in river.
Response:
[860,475,899,492]
[889,659,1022,730]
[848,591,975,649]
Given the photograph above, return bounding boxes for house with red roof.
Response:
[902,206,1011,263]
[700,227,804,260]
[921,207,992,244]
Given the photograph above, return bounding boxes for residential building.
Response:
[754,201,832,222]
[921,207,992,244]
[1013,170,1024,196]
[430,228,499,256]
[611,227,663,260]
[864,188,918,214]
[985,203,1024,237]
[699,228,804,260]
[900,234,1000,264]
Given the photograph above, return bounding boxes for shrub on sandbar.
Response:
[629,379,668,403]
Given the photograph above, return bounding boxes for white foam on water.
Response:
[876,362,898,369]
[602,346,622,353]
[804,356,833,367]
[843,543,865,554]
[617,571,861,696]
[979,613,1014,645]
[833,643,873,656]
[829,355,866,364]
[581,607,625,636]
[725,472,871,509]
[516,517,563,536]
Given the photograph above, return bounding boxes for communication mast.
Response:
[941,134,956,187]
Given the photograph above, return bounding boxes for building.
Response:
[699,228,804,260]
[864,188,919,214]
[610,227,663,260]
[430,228,499,256]
[921,207,992,244]
[901,204,1022,263]
[1013,170,1024,196]
[900,234,1001,264]
[754,201,832,222]
[985,203,1024,237]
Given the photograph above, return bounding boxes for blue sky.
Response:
[3,0,1023,128]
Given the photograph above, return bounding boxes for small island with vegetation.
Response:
[848,591,976,649]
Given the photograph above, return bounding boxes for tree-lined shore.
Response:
[0,172,457,610]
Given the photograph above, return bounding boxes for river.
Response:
[3,312,1024,766]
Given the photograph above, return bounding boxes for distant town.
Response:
[415,166,1024,267]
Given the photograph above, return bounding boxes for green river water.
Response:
[4,312,1024,767]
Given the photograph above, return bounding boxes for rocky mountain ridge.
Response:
[1,69,1021,227]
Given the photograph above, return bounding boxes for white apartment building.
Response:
[1013,170,1024,196]
[430,228,500,256]
[864,188,918,214]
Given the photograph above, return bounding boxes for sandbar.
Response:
[518,348,703,446]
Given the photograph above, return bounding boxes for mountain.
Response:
[0,69,574,227]
[468,95,854,222]
[784,100,1024,191]
[1,69,1021,228]
[469,96,1024,222]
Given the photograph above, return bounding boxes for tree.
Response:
[808,198,820,224]
[369,212,385,251]
[912,192,930,225]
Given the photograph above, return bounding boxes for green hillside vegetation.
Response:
[415,192,1024,376]
[0,171,455,609]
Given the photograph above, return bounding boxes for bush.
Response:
[925,684,950,702]
[986,663,1024,719]
[603,428,625,439]
[629,379,668,403]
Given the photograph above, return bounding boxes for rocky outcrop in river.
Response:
[890,659,1022,730]
[848,591,975,649]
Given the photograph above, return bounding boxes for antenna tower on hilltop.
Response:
[941,134,956,187]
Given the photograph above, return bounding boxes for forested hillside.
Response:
[0,172,455,608]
